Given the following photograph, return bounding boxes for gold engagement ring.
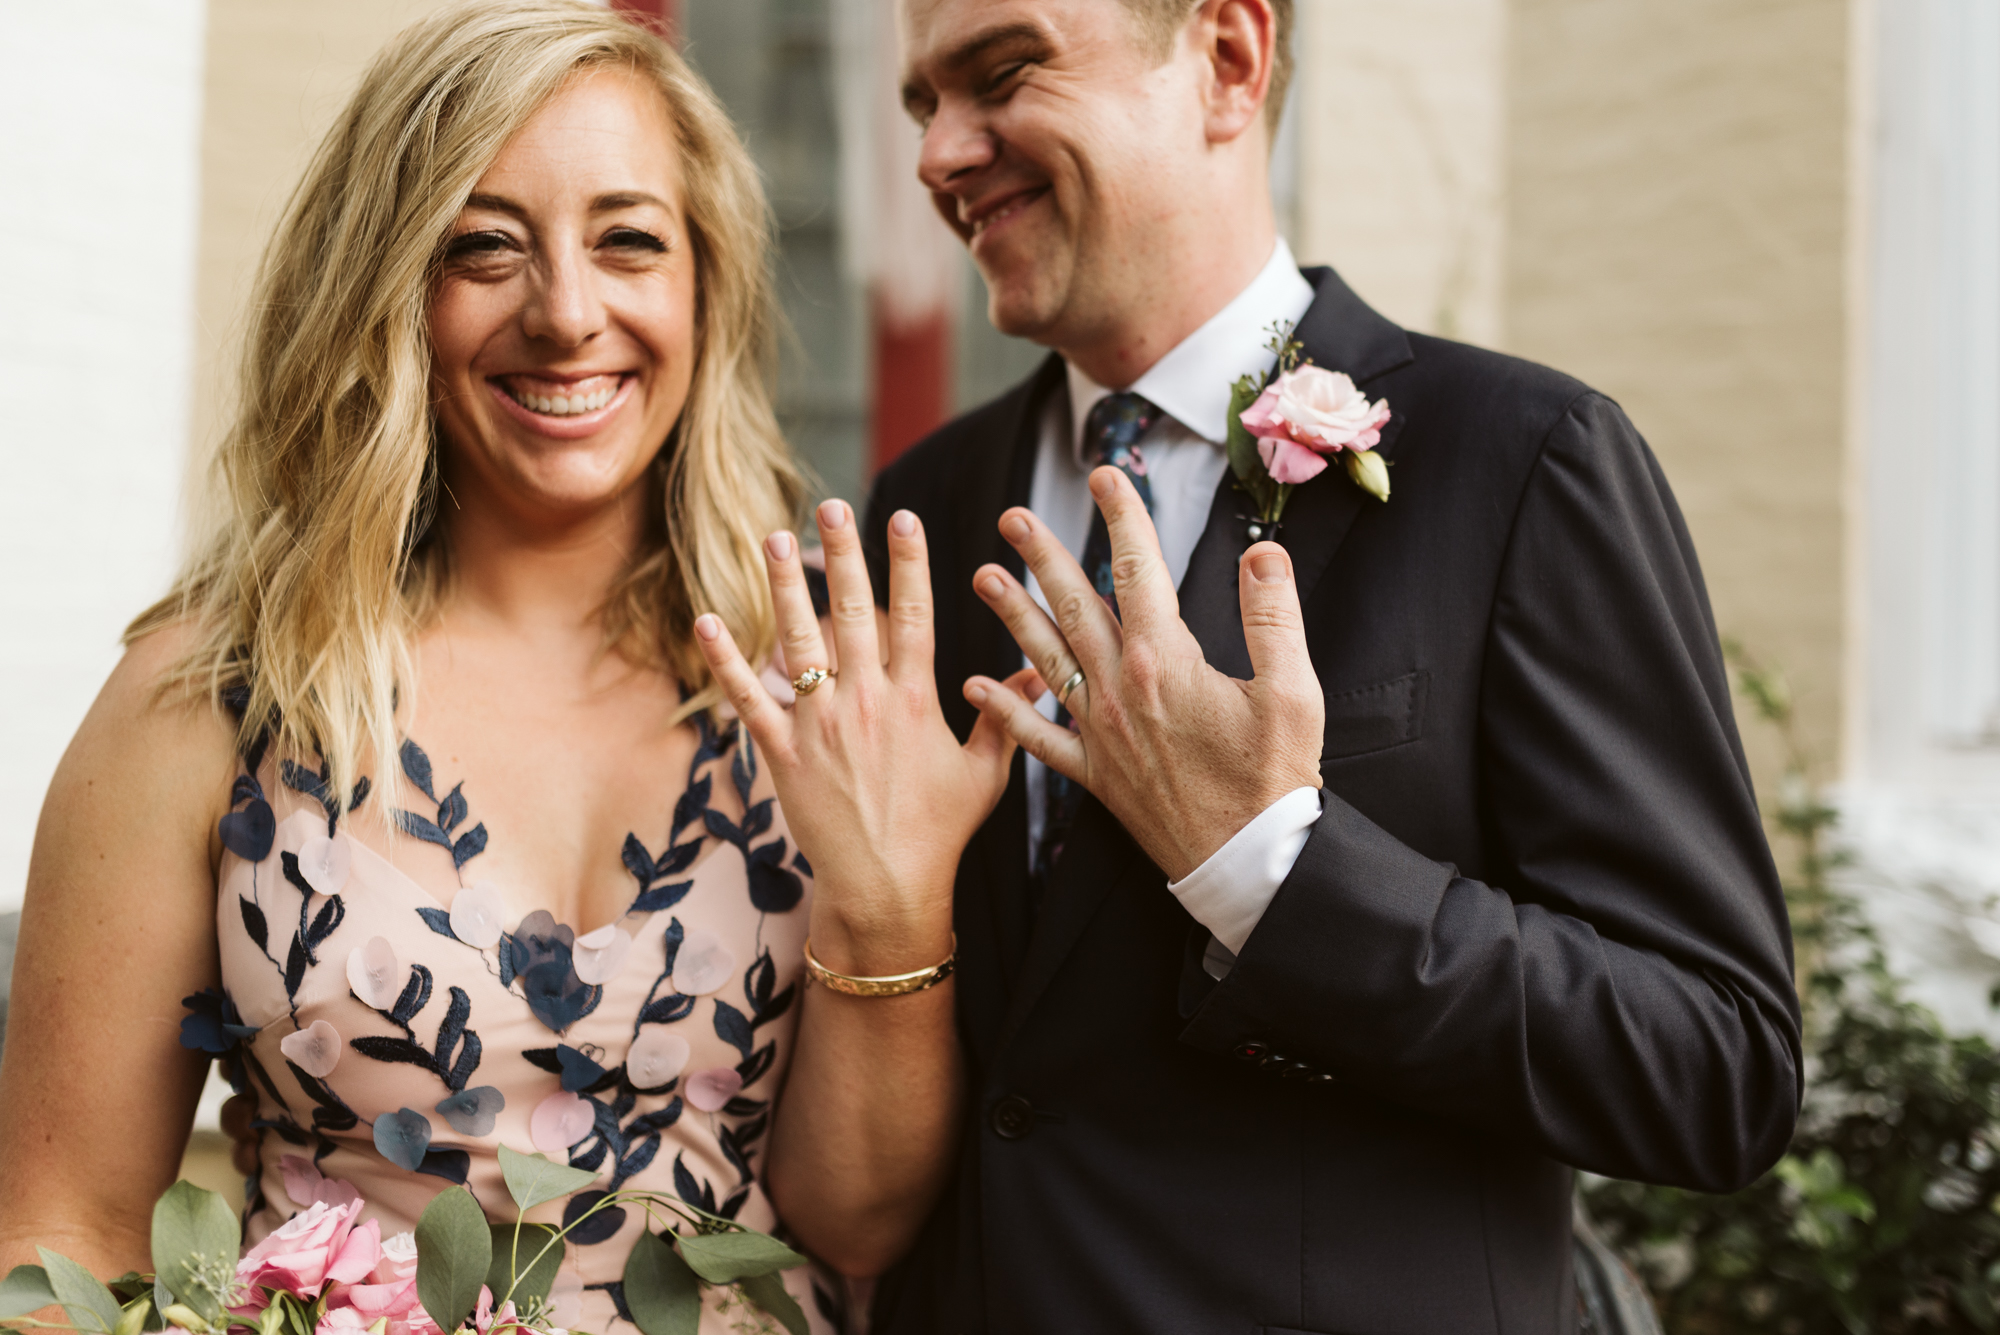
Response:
[792,666,833,696]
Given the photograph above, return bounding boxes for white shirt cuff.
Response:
[1167,786,1322,960]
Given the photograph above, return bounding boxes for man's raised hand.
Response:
[962,467,1325,882]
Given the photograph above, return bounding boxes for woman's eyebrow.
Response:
[458,190,672,217]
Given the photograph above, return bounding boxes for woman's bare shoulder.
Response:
[42,622,239,854]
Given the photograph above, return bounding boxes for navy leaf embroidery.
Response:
[621,835,655,885]
[673,1152,716,1213]
[746,839,804,914]
[639,993,696,1027]
[238,897,269,953]
[497,935,517,989]
[393,810,451,850]
[671,775,712,845]
[561,1191,626,1245]
[416,1148,471,1184]
[439,783,468,835]
[731,738,756,810]
[712,1001,753,1061]
[556,1044,608,1093]
[719,1186,751,1221]
[390,965,434,1026]
[616,1137,661,1182]
[399,739,436,801]
[416,906,457,939]
[627,1101,683,1138]
[742,798,774,841]
[736,1044,776,1088]
[283,937,307,998]
[521,1048,564,1075]
[349,1036,435,1070]
[657,844,701,877]
[792,849,813,879]
[630,881,693,913]
[218,801,275,862]
[451,824,488,869]
[702,809,743,847]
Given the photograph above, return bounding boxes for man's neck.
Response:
[1058,212,1278,390]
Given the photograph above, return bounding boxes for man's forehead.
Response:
[900,0,1118,77]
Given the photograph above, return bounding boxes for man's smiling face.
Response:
[902,0,1206,349]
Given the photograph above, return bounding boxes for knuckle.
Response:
[832,593,875,623]
[1053,589,1097,631]
[1110,553,1152,587]
[890,594,932,626]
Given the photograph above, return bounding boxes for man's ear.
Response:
[1196,0,1277,146]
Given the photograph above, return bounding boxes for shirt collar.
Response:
[1066,236,1316,462]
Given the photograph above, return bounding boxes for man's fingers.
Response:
[882,509,937,684]
[694,613,792,754]
[973,563,1093,701]
[1237,543,1316,688]
[964,672,1086,783]
[961,666,1042,768]
[996,507,1122,671]
[816,499,884,679]
[764,530,829,681]
[1088,466,1180,637]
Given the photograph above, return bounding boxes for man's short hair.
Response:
[1118,0,1293,135]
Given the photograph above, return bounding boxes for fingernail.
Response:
[1249,552,1290,584]
[966,682,988,705]
[695,614,722,641]
[978,573,1007,599]
[891,509,917,537]
[1089,468,1117,499]
[819,499,847,530]
[1001,514,1030,542]
[766,531,794,561]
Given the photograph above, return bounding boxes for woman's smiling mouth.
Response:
[487,372,637,436]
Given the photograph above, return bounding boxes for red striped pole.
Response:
[870,300,952,473]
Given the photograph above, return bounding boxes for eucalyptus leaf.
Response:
[414,1187,491,1335]
[151,1181,240,1323]
[620,1232,699,1335]
[673,1232,805,1285]
[485,1224,562,1308]
[38,1250,121,1334]
[1225,374,1272,512]
[736,1274,808,1335]
[0,1266,56,1319]
[497,1145,597,1213]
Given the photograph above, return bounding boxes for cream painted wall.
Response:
[1504,0,1851,783]
[1293,0,1509,348]
[188,0,459,492]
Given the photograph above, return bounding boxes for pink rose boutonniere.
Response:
[1226,326,1392,538]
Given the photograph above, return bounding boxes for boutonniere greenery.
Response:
[1225,324,1392,539]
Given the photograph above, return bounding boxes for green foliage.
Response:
[485,1225,561,1309]
[38,1254,119,1335]
[150,1183,239,1326]
[1584,643,2000,1332]
[414,1188,492,1335]
[620,1232,700,1335]
[0,1268,58,1320]
[496,1147,595,1213]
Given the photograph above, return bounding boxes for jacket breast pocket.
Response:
[1320,669,1427,761]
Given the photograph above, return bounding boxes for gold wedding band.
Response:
[1056,668,1086,708]
[792,666,834,695]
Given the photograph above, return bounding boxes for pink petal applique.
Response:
[280,1020,342,1078]
[530,1091,596,1153]
[685,1067,744,1113]
[1258,436,1331,485]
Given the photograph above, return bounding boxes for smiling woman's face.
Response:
[429,68,696,529]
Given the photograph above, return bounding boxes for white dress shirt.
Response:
[1023,238,1321,978]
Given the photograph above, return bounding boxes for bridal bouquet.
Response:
[0,1147,807,1335]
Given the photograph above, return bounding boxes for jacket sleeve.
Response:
[1178,394,1802,1192]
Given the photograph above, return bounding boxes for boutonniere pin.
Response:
[1225,325,1392,539]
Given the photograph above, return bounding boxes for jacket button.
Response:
[1233,1040,1269,1062]
[990,1094,1035,1140]
[1279,1061,1313,1080]
[1306,1072,1338,1086]
[1258,1051,1292,1072]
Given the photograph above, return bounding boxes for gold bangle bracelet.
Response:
[803,935,957,997]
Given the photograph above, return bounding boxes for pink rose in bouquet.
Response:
[234,1197,381,1304]
[323,1234,438,1335]
[1239,365,1391,485]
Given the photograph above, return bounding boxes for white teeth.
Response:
[507,382,618,416]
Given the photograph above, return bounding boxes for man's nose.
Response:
[521,247,605,348]
[916,99,997,197]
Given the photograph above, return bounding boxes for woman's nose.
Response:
[521,248,606,348]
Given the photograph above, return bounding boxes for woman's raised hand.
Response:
[694,500,1038,973]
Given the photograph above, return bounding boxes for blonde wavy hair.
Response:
[130,0,803,804]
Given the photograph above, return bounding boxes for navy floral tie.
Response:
[1034,391,1163,889]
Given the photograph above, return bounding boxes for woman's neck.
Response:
[435,475,650,649]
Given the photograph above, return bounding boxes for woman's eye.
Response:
[604,227,668,253]
[444,231,513,259]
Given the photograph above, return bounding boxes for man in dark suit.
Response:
[864,0,1800,1329]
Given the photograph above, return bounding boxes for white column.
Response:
[0,0,209,913]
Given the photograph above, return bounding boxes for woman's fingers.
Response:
[694,613,792,754]
[764,530,829,682]
[973,563,1093,712]
[962,666,1043,768]
[816,499,884,680]
[882,509,936,684]
[964,670,1086,783]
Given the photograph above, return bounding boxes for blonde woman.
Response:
[0,4,1031,1327]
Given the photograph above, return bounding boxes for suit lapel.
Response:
[994,269,1416,1054]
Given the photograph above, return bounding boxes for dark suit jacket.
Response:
[859,269,1800,1335]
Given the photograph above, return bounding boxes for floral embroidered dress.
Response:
[199,709,836,1335]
